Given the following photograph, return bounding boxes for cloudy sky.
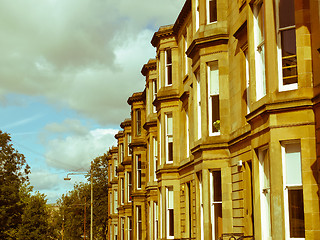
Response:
[0,0,185,203]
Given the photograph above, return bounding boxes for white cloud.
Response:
[44,126,118,171]
[0,0,185,125]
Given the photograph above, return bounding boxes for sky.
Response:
[0,0,185,203]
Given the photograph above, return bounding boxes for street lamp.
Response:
[64,170,93,240]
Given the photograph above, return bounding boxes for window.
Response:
[128,217,133,240]
[159,188,163,239]
[159,117,162,166]
[166,187,174,238]
[153,137,158,181]
[165,113,173,163]
[110,164,113,179]
[114,157,118,177]
[121,218,125,240]
[154,202,159,240]
[128,172,132,202]
[136,155,142,189]
[278,0,297,91]
[110,192,113,214]
[136,109,142,136]
[114,190,118,213]
[282,143,305,239]
[114,224,118,240]
[165,49,172,86]
[196,0,200,31]
[120,143,124,163]
[207,0,217,23]
[211,171,223,240]
[196,71,202,139]
[208,61,220,135]
[254,0,266,100]
[245,50,250,113]
[186,109,190,157]
[258,148,271,239]
[137,206,142,240]
[153,79,157,113]
[198,173,204,240]
[185,34,188,75]
[127,133,132,156]
[121,178,124,205]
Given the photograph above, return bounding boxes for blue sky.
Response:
[0,0,184,203]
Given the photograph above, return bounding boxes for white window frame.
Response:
[136,155,142,190]
[195,0,200,31]
[210,171,222,240]
[159,188,163,239]
[258,147,271,239]
[114,224,118,240]
[207,61,220,136]
[199,173,204,240]
[154,202,159,240]
[153,137,158,181]
[128,217,132,240]
[120,217,125,240]
[165,49,173,86]
[254,0,266,100]
[153,79,157,113]
[137,206,142,240]
[245,50,250,114]
[185,34,188,76]
[114,190,118,213]
[207,0,217,24]
[166,187,174,239]
[127,133,131,156]
[120,178,124,205]
[281,142,305,240]
[110,192,113,214]
[159,117,162,167]
[165,113,173,164]
[186,109,190,158]
[119,143,124,163]
[127,171,132,202]
[196,71,202,139]
[276,0,298,92]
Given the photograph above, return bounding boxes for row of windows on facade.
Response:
[152,0,297,122]
[110,141,305,239]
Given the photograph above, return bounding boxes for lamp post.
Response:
[64,170,93,240]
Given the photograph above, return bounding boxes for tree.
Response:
[57,154,109,239]
[17,191,56,240]
[0,130,30,239]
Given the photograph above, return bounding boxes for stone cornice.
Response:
[151,25,174,48]
[172,0,191,35]
[130,141,147,148]
[127,91,145,105]
[114,131,124,139]
[179,91,190,103]
[186,34,229,59]
[120,118,131,129]
[141,59,157,76]
[143,118,157,131]
[153,88,180,107]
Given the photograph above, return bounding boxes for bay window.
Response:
[128,171,132,202]
[153,137,158,180]
[196,71,201,139]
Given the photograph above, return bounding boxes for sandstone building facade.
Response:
[107,0,320,239]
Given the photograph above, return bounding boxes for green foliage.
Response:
[0,130,30,239]
[57,154,109,240]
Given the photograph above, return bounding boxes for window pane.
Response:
[209,62,219,95]
[168,141,173,162]
[288,189,305,238]
[209,0,217,22]
[169,209,174,236]
[214,203,223,239]
[279,0,295,28]
[167,115,173,135]
[213,171,222,202]
[166,49,172,64]
[285,143,302,185]
[167,66,172,85]
[212,95,220,132]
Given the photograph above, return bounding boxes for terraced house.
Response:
[107,0,320,239]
